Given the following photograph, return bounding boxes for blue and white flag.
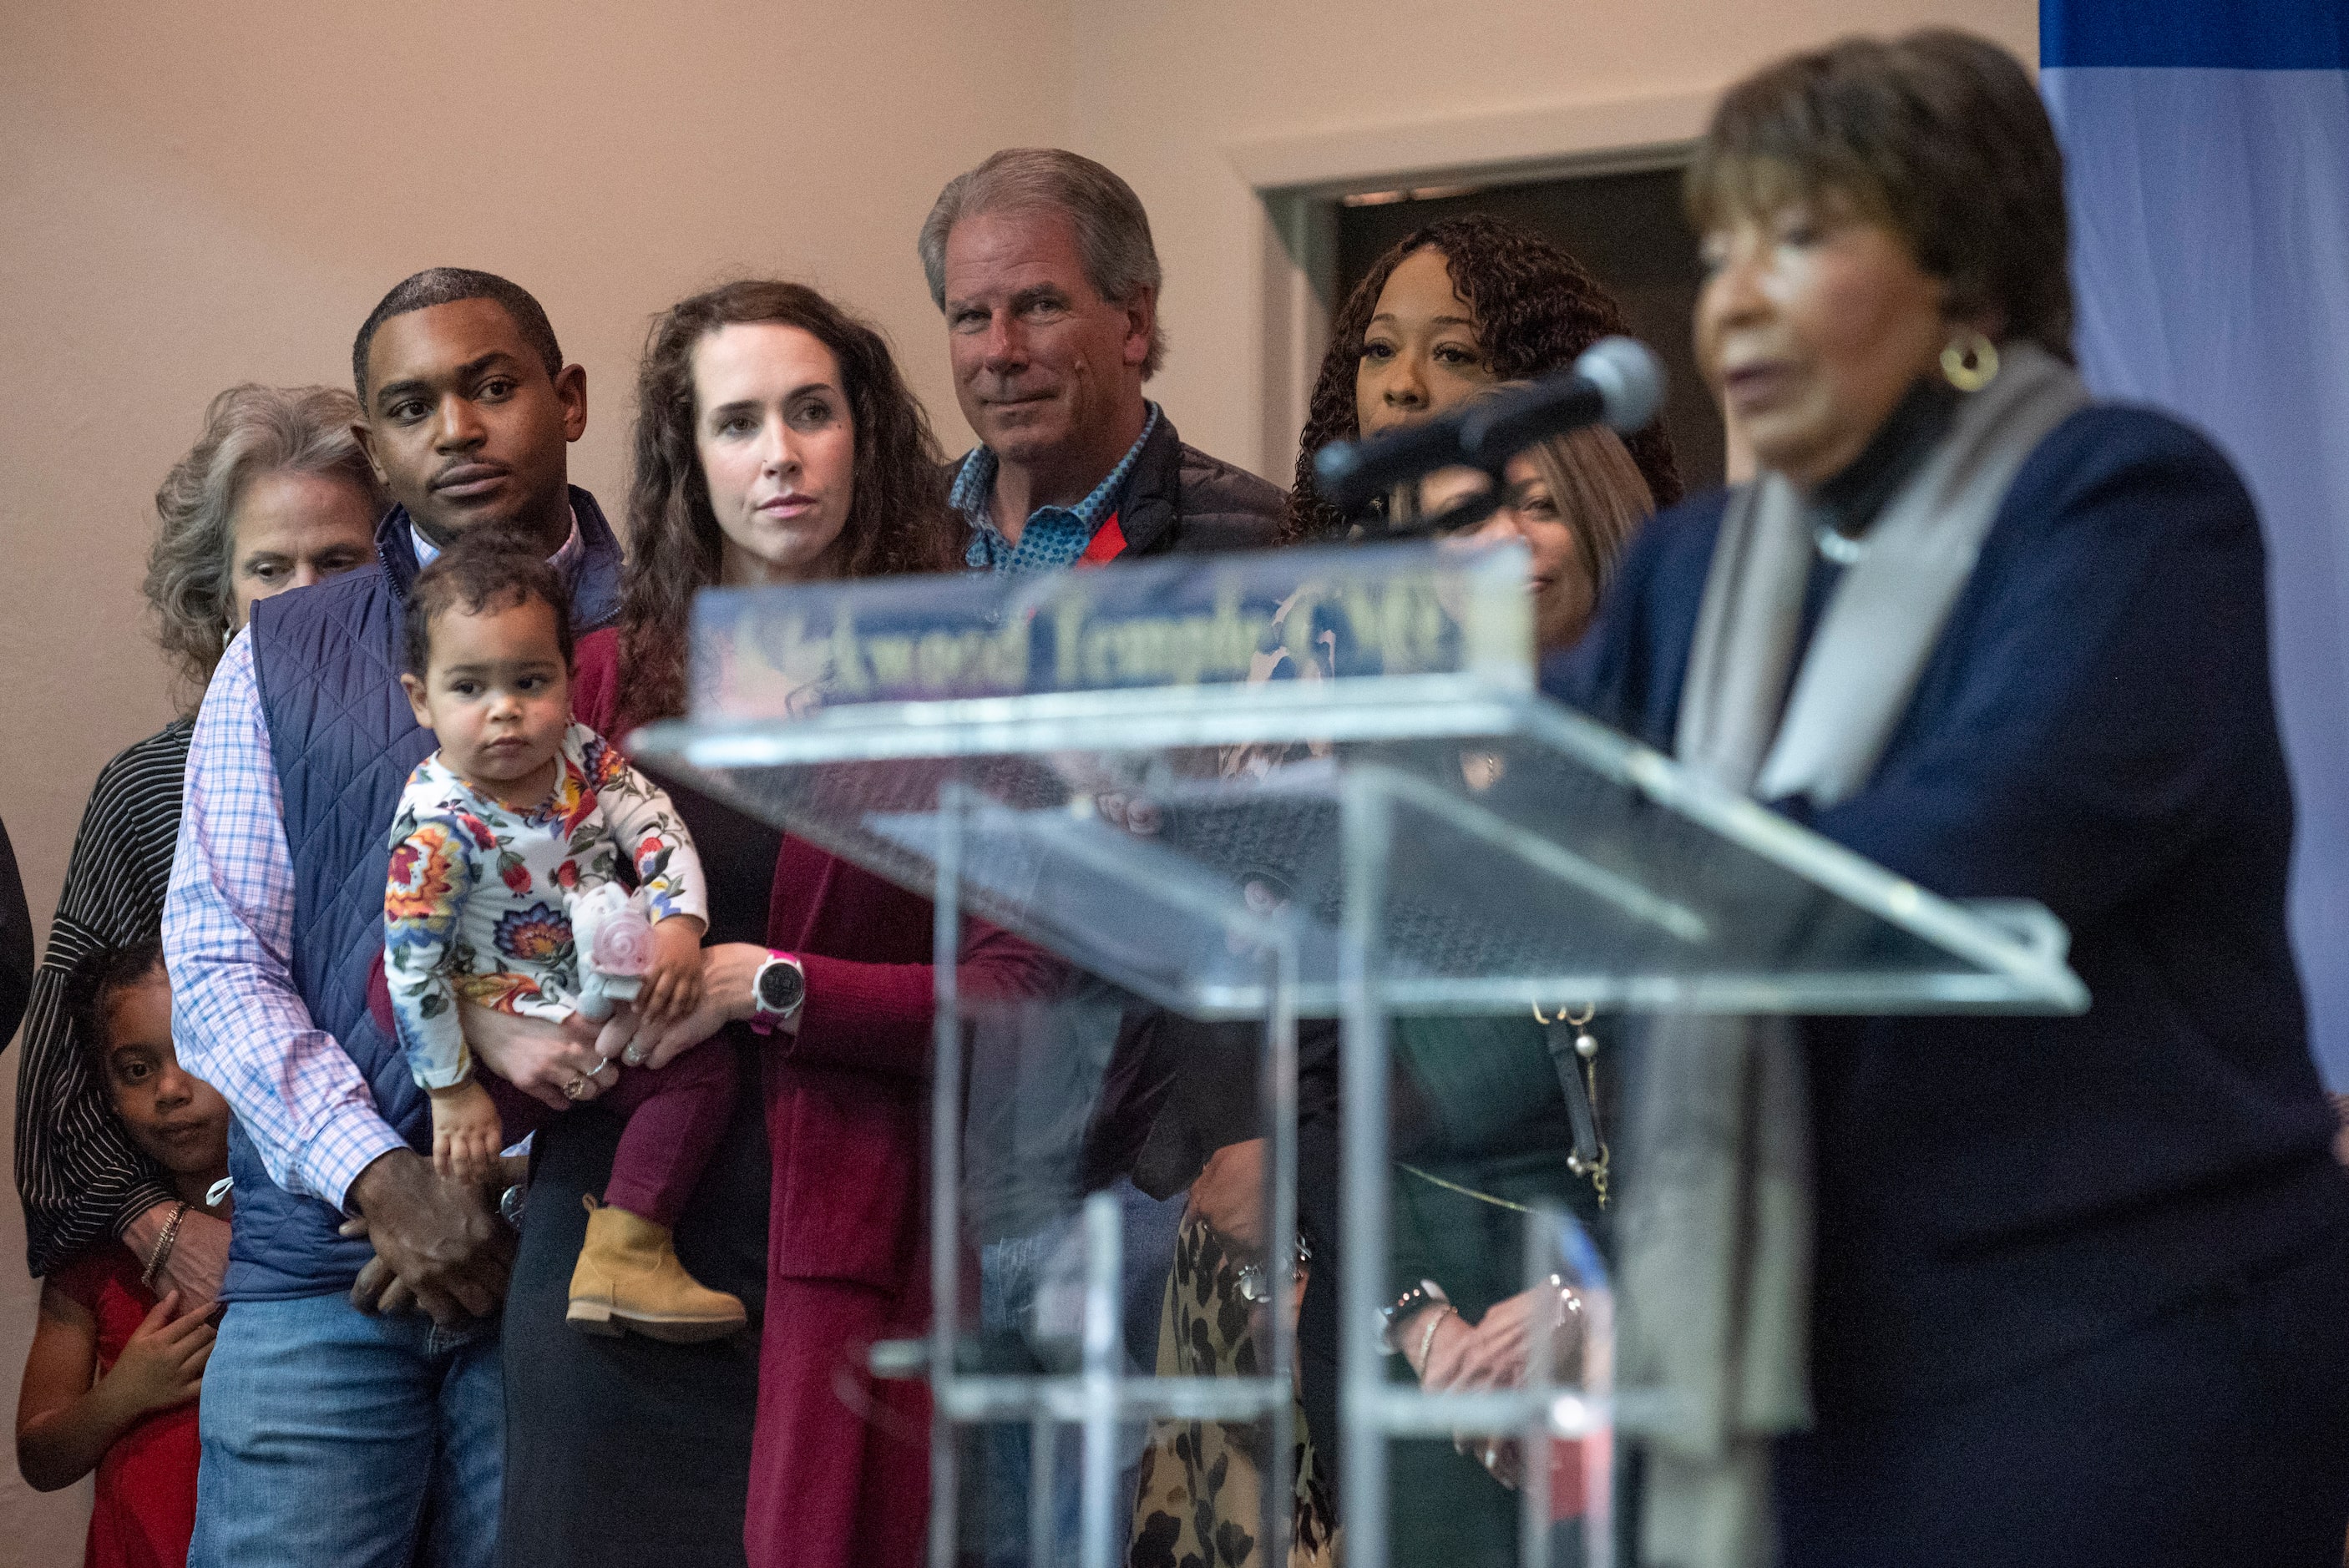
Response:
[2043,1,2349,1080]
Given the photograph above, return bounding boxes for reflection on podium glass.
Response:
[634,541,2084,1568]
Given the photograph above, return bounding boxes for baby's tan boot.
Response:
[566,1196,747,1343]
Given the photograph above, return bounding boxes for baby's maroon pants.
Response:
[487,1044,736,1228]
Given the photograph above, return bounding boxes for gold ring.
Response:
[564,1076,590,1100]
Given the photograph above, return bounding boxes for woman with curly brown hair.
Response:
[12,384,381,1308]
[489,279,1057,1568]
[1287,213,1682,541]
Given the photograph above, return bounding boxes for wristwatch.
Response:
[1378,1278,1450,1355]
[750,950,807,1033]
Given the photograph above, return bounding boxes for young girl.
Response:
[16,939,226,1568]
[386,529,744,1341]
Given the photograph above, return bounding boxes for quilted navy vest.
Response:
[221,489,625,1300]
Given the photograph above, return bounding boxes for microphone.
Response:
[1313,336,1665,516]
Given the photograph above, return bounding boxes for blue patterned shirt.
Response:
[954,402,1160,574]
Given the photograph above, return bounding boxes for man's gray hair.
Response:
[919,148,1167,379]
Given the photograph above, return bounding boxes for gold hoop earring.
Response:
[1941,330,1999,392]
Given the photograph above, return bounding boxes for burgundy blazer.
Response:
[574,628,1060,1290]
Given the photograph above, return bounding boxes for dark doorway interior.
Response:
[1333,165,1724,496]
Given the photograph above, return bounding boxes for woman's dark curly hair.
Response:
[1288,215,1681,540]
[617,280,959,732]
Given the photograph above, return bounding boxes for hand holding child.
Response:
[109,1291,215,1415]
[571,884,701,1029]
[428,1079,504,1187]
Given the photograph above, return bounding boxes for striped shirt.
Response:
[13,720,190,1275]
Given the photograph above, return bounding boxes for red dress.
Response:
[49,1247,200,1568]
[574,630,1061,1568]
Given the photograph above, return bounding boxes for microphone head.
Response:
[1313,415,1464,512]
[1311,438,1359,501]
[1573,336,1666,433]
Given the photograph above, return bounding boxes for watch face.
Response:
[757,958,805,1014]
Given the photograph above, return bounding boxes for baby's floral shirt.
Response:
[383,722,705,1090]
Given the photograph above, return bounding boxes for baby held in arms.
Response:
[384,529,744,1342]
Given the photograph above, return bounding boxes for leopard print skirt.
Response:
[1126,1217,1339,1568]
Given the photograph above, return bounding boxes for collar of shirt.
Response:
[410,507,585,588]
[954,402,1159,574]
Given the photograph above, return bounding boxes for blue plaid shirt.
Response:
[954,403,1160,574]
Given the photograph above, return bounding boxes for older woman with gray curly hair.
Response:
[12,383,382,1306]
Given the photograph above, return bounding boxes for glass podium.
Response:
[632,541,2085,1568]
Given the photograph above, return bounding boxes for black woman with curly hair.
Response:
[1127,222,1682,1568]
[1287,213,1682,541]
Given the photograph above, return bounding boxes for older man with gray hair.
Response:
[920,147,1288,1565]
[921,145,1285,570]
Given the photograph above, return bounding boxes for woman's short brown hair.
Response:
[1688,29,2073,361]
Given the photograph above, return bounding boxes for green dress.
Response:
[1123,1014,1608,1568]
[1386,1013,1610,1568]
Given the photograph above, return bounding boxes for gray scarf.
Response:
[1623,345,2087,1567]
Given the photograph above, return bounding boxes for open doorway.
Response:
[1331,165,1724,495]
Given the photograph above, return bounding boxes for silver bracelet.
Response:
[1415,1302,1457,1375]
[1235,1234,1312,1305]
[140,1201,190,1292]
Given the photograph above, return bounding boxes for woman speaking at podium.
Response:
[1560,30,2349,1568]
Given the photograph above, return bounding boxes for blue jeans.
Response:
[978,1179,1187,1568]
[190,1292,504,1568]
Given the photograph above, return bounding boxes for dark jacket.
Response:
[1554,403,2348,1419]
[226,492,624,1300]
[0,817,29,1050]
[954,413,1291,1247]
[949,408,1287,562]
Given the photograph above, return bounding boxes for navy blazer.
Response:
[1551,404,2347,1419]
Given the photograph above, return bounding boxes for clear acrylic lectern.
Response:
[632,541,2084,1568]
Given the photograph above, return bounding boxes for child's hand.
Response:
[635,916,706,1028]
[107,1291,215,1415]
[429,1080,504,1188]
